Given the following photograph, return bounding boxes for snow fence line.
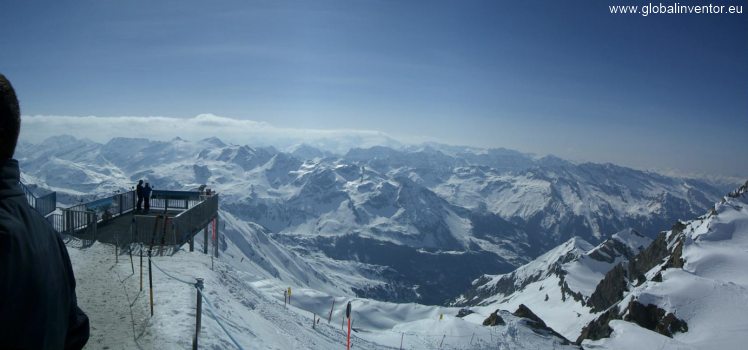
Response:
[149,258,246,350]
[150,255,561,350]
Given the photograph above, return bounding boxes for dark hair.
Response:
[0,74,21,160]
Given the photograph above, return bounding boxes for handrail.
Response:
[53,208,98,240]
[149,190,203,211]
[19,182,57,217]
[172,194,218,244]
[75,190,136,223]
[133,194,219,249]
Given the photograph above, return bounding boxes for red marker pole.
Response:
[347,318,351,350]
[346,301,352,350]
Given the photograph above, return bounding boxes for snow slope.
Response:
[455,229,651,341]
[67,238,578,349]
[581,181,748,349]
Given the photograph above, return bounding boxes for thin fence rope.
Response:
[151,259,497,348]
[149,259,194,285]
[149,259,245,350]
[197,288,246,350]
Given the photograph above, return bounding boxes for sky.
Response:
[1,0,746,177]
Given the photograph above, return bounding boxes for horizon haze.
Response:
[2,0,746,177]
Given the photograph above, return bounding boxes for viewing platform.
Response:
[42,189,220,256]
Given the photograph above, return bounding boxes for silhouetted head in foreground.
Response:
[0,74,21,161]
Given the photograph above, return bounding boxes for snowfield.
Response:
[68,236,578,349]
[584,188,748,349]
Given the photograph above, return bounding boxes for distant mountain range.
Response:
[16,135,733,305]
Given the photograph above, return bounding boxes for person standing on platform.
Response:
[143,183,152,214]
[136,180,144,212]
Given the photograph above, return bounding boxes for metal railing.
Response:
[149,190,202,211]
[48,213,64,233]
[77,190,136,223]
[172,194,218,244]
[49,189,217,253]
[48,209,98,240]
[133,194,219,250]
[20,182,57,217]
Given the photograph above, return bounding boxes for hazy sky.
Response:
[1,1,746,177]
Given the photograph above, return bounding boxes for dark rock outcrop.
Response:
[513,304,573,344]
[664,238,685,269]
[624,301,688,337]
[457,308,474,318]
[628,231,670,286]
[576,309,617,343]
[587,264,627,312]
[482,310,505,326]
[577,300,688,344]
[513,304,547,327]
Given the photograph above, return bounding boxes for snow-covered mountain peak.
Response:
[199,136,227,148]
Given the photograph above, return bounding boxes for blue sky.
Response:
[1,1,746,177]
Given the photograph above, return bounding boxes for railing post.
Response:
[213,216,219,258]
[64,209,71,233]
[92,212,98,241]
[193,278,204,350]
[203,227,208,254]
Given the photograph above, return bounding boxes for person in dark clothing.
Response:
[0,74,90,349]
[143,183,152,213]
[136,180,144,212]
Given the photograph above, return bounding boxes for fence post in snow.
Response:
[328,299,335,323]
[192,278,204,350]
[115,231,119,263]
[148,249,154,316]
[129,245,134,274]
[140,247,143,291]
[439,334,445,348]
[400,333,404,350]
